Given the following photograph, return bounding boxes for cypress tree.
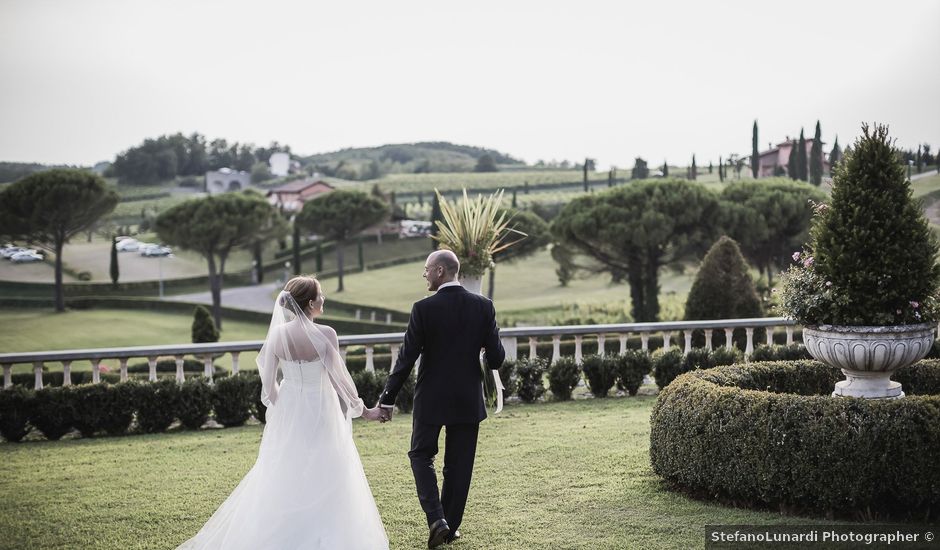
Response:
[662,161,668,177]
[751,120,759,178]
[691,155,697,181]
[430,192,442,250]
[512,189,518,208]
[608,169,614,188]
[253,241,264,284]
[797,129,808,181]
[192,305,220,343]
[829,136,842,171]
[109,237,119,288]
[917,145,923,173]
[357,236,364,270]
[292,221,301,276]
[583,159,589,192]
[718,156,724,182]
[810,120,823,185]
[709,161,713,174]
[787,140,799,180]
[685,236,762,322]
[315,241,323,272]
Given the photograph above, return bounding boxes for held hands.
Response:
[362,404,393,423]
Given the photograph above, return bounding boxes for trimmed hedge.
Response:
[136,379,180,433]
[212,375,254,427]
[650,360,940,519]
[581,355,617,398]
[0,385,33,442]
[613,350,652,396]
[515,357,548,403]
[178,377,213,429]
[547,357,581,401]
[498,360,519,397]
[31,387,74,440]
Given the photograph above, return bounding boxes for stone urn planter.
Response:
[459,274,483,295]
[802,323,934,399]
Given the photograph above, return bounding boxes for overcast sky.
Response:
[1,0,938,169]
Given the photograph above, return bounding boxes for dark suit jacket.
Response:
[380,285,505,425]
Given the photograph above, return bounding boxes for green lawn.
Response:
[0,308,268,374]
[0,396,849,550]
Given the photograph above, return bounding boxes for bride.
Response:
[178,276,389,549]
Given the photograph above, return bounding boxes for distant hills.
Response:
[302,142,524,178]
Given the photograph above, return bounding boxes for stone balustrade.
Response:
[0,317,798,390]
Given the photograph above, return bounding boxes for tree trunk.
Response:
[208,255,223,330]
[487,267,495,299]
[645,256,661,323]
[336,241,345,292]
[54,238,65,312]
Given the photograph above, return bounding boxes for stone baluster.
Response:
[705,330,714,351]
[203,355,213,383]
[390,344,400,364]
[2,364,11,389]
[574,335,583,365]
[683,330,693,355]
[766,326,774,346]
[33,361,43,390]
[231,352,240,375]
[365,346,375,373]
[147,356,158,382]
[529,337,538,360]
[596,334,606,357]
[640,333,649,352]
[355,309,361,320]
[175,355,185,383]
[663,331,671,349]
[551,335,561,364]
[370,311,376,322]
[619,334,628,354]
[786,326,794,345]
[501,337,518,362]
[91,359,102,384]
[386,313,392,324]
[724,328,734,350]
[62,360,73,386]
[745,328,755,357]
[119,358,129,383]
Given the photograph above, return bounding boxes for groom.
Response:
[378,249,505,548]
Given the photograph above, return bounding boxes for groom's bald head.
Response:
[424,250,460,291]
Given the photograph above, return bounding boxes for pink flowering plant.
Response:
[777,124,940,326]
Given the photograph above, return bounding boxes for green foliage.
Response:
[71,384,110,437]
[191,305,220,344]
[779,124,940,325]
[719,179,825,285]
[498,360,519,397]
[250,161,272,183]
[797,129,808,182]
[351,369,383,408]
[31,386,74,440]
[829,136,842,170]
[0,169,118,311]
[514,357,547,403]
[613,350,652,396]
[212,375,254,427]
[650,360,940,519]
[247,374,267,423]
[301,142,522,175]
[552,179,721,321]
[684,236,762,323]
[810,120,823,185]
[109,237,119,287]
[631,157,649,179]
[751,120,759,178]
[135,379,180,433]
[787,141,798,180]
[547,357,581,401]
[474,154,498,172]
[493,209,551,263]
[0,386,33,442]
[893,359,940,395]
[652,346,747,389]
[580,355,617,398]
[749,343,811,362]
[177,377,213,430]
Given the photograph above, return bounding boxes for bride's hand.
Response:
[361,407,384,422]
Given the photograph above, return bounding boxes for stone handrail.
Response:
[0,317,800,390]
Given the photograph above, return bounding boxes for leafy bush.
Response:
[393,370,416,413]
[710,346,743,366]
[212,375,253,427]
[547,357,581,401]
[652,347,685,389]
[135,379,180,433]
[98,383,136,435]
[684,236,762,325]
[177,377,213,430]
[750,344,811,362]
[351,370,383,408]
[614,350,652,396]
[650,360,940,519]
[31,386,74,440]
[893,359,940,395]
[127,359,208,373]
[71,384,111,437]
[514,357,547,403]
[0,386,33,442]
[247,374,266,423]
[192,305,220,344]
[580,355,617,398]
[498,360,519,397]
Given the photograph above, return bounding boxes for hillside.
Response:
[300,141,524,177]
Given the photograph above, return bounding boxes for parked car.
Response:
[139,244,172,257]
[10,251,43,263]
[116,238,139,252]
[1,246,25,259]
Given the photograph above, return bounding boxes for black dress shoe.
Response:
[445,529,461,544]
[428,519,451,549]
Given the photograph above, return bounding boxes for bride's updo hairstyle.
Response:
[281,276,321,311]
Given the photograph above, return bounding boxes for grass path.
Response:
[0,396,848,550]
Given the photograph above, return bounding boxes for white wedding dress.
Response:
[178,355,389,549]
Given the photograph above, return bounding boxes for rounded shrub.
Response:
[614,350,652,396]
[750,343,811,362]
[192,305,220,344]
[547,357,581,401]
[212,375,253,427]
[650,359,940,519]
[99,382,136,436]
[177,377,213,430]
[514,357,547,403]
[652,347,685,389]
[351,370,383,408]
[71,383,111,437]
[31,386,74,440]
[498,360,519,397]
[0,386,34,442]
[135,379,180,433]
[581,355,617,398]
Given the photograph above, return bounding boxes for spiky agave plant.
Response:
[431,188,526,278]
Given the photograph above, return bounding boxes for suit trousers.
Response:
[408,419,480,532]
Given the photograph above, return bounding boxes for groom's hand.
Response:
[377,402,394,423]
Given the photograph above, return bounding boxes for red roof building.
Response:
[266,179,335,212]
